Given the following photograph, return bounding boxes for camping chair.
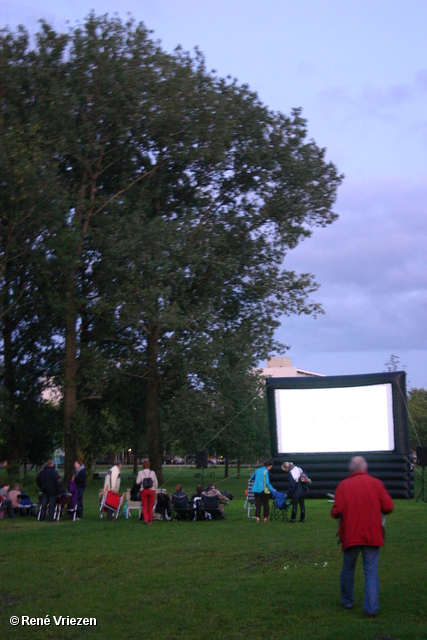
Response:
[244,478,256,518]
[171,492,190,521]
[100,490,123,519]
[55,493,77,521]
[37,493,60,521]
[201,493,222,520]
[16,492,37,517]
[155,491,172,520]
[191,495,204,521]
[270,490,290,522]
[124,489,142,519]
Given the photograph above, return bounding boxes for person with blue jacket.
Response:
[250,460,276,522]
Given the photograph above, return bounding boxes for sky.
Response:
[2,1,427,389]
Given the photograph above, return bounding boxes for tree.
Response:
[408,388,427,450]
[1,15,343,480]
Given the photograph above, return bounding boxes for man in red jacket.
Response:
[331,456,394,617]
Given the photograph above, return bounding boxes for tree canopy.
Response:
[0,13,343,479]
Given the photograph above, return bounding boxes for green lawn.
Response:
[1,466,427,639]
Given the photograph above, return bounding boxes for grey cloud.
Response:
[280,177,427,353]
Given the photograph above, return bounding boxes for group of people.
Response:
[0,483,22,518]
[102,459,231,523]
[4,452,394,617]
[251,455,394,618]
[250,459,309,523]
[170,482,230,520]
[35,458,87,522]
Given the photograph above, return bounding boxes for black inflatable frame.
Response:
[266,371,413,498]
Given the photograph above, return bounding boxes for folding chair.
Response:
[270,490,290,522]
[244,478,256,518]
[201,494,222,520]
[124,489,142,519]
[100,490,123,519]
[171,492,190,521]
[55,493,76,521]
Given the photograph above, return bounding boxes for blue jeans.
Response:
[340,546,380,615]
[40,493,57,521]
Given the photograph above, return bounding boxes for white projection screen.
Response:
[266,372,412,497]
[274,383,395,454]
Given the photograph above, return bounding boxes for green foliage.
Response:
[408,387,427,448]
[0,13,342,477]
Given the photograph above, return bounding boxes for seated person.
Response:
[171,484,189,519]
[155,491,172,520]
[7,483,21,514]
[0,484,14,518]
[202,483,230,518]
[190,484,204,520]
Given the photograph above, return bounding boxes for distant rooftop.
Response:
[260,357,324,378]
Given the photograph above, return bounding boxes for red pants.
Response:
[141,489,155,523]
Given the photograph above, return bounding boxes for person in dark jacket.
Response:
[36,460,65,521]
[74,459,87,519]
[281,461,308,523]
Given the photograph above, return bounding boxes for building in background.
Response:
[260,357,324,379]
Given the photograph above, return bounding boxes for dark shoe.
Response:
[342,604,353,610]
[289,519,296,523]
[367,613,378,618]
[299,519,305,523]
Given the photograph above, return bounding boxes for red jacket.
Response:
[331,471,394,550]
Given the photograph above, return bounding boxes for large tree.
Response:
[1,15,342,479]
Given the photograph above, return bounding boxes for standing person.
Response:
[331,456,394,618]
[103,461,122,521]
[68,474,78,518]
[74,459,87,520]
[136,460,158,524]
[281,461,309,523]
[250,460,276,523]
[36,460,65,522]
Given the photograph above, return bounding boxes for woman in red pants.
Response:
[136,460,158,524]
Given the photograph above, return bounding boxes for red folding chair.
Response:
[100,490,123,519]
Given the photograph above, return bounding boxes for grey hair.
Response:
[349,456,368,473]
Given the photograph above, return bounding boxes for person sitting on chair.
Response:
[0,484,14,518]
[202,483,230,518]
[190,484,204,521]
[7,483,22,515]
[171,484,189,520]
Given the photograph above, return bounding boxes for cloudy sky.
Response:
[3,1,427,388]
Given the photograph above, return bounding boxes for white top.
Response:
[136,469,158,493]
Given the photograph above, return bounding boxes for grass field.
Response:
[1,465,427,640]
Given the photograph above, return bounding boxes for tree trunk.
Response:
[237,459,241,479]
[133,440,139,476]
[146,326,163,483]
[224,455,229,479]
[3,303,19,478]
[63,289,78,482]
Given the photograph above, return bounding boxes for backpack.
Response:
[142,477,153,489]
[142,470,153,489]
